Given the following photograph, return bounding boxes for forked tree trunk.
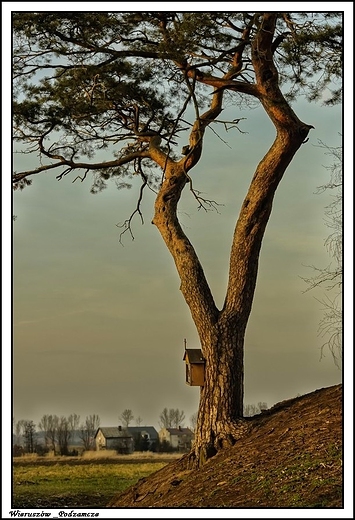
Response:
[152,13,314,468]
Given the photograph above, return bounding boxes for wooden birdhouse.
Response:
[183,348,205,386]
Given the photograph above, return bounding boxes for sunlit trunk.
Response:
[153,119,312,467]
[191,323,247,466]
[152,13,314,468]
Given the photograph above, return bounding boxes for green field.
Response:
[13,455,172,508]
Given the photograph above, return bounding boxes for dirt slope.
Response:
[109,384,342,508]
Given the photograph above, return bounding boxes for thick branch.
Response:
[222,13,314,325]
[152,162,219,334]
[188,71,259,98]
[12,150,151,185]
[176,82,224,172]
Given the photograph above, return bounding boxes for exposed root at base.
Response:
[188,419,251,469]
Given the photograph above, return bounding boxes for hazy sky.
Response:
[6,7,348,436]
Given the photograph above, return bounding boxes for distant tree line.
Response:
[13,414,100,455]
[14,403,266,455]
[159,408,186,429]
[118,408,188,429]
[13,407,190,455]
[119,405,269,426]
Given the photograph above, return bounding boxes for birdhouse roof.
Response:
[183,348,204,363]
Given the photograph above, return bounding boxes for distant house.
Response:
[95,426,134,454]
[159,426,194,452]
[127,426,159,451]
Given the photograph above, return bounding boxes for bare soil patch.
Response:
[109,384,342,508]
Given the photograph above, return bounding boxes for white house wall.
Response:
[95,431,106,450]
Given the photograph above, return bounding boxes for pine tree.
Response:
[13,12,342,466]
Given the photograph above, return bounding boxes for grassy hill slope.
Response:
[109,384,342,508]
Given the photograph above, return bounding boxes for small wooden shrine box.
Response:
[183,349,205,386]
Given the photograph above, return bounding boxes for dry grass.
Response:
[18,453,40,460]
[81,450,180,460]
[81,449,118,459]
[13,450,181,464]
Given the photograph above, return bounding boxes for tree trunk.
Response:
[190,323,249,467]
[152,13,314,467]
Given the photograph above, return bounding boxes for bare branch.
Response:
[13,149,151,186]
[72,169,89,183]
[302,138,342,368]
[56,168,73,181]
[116,160,148,244]
[316,295,342,369]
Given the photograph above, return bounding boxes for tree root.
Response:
[189,419,251,469]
